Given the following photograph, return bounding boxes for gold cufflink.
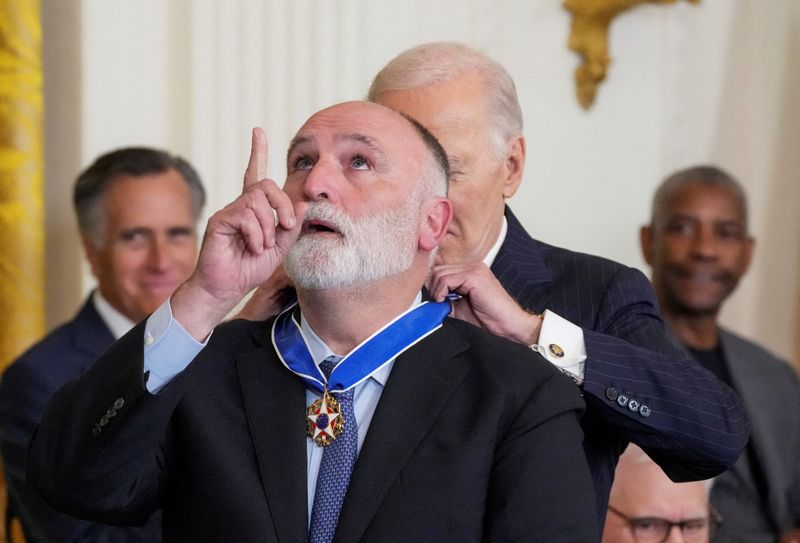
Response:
[548,344,565,358]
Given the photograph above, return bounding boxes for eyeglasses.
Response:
[607,505,722,543]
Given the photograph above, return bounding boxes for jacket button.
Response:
[605,387,618,401]
[627,399,640,412]
[114,398,125,410]
[616,393,629,407]
[99,416,109,427]
[639,404,651,418]
[92,424,101,436]
[106,408,117,419]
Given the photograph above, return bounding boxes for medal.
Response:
[306,390,345,447]
[273,298,453,447]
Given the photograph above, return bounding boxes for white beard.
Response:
[285,199,419,290]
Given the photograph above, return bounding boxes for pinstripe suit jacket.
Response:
[492,208,748,515]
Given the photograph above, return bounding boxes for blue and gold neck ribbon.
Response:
[272,300,452,394]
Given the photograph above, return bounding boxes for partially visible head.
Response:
[603,445,714,543]
[283,101,451,291]
[640,166,753,320]
[369,42,522,156]
[368,42,526,266]
[74,147,206,321]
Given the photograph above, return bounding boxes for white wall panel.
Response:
[43,0,799,364]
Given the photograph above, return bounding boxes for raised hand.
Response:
[172,128,305,340]
[428,261,542,346]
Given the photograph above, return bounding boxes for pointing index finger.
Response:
[244,127,268,190]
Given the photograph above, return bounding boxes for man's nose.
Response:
[689,225,718,260]
[664,524,689,543]
[147,237,171,270]
[303,160,340,203]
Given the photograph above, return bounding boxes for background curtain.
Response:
[0,0,44,540]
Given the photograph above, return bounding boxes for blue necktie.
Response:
[309,356,358,543]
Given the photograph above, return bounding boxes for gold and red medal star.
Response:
[306,391,345,447]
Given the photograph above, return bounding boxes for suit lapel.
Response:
[492,207,551,312]
[333,323,470,542]
[237,326,309,542]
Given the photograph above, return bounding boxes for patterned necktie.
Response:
[309,356,358,543]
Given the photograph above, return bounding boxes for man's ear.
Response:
[501,134,526,199]
[639,225,654,266]
[80,233,102,278]
[419,198,452,252]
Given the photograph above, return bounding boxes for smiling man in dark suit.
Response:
[641,165,800,543]
[27,101,599,542]
[0,147,205,542]
[363,42,749,520]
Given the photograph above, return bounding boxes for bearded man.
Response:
[27,102,599,542]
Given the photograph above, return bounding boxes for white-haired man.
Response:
[365,42,748,520]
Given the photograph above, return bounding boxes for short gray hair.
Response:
[368,42,523,157]
[650,165,748,230]
[74,147,206,247]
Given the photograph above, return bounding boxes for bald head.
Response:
[289,101,449,200]
[603,445,713,543]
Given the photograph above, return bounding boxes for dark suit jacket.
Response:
[492,208,749,515]
[0,297,161,543]
[28,315,600,542]
[706,329,800,542]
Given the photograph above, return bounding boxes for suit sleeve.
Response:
[580,266,749,480]
[26,321,188,527]
[484,364,599,542]
[1,351,162,542]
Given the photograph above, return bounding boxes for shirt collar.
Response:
[299,291,423,387]
[482,216,508,267]
[92,290,136,340]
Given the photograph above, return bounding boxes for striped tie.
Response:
[309,356,358,543]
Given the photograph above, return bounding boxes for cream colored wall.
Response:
[42,0,799,366]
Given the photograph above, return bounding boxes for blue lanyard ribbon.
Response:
[272,300,452,394]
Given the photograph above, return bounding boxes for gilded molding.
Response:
[564,0,699,109]
[0,0,44,367]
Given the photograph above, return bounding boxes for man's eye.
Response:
[168,228,194,241]
[632,518,666,535]
[120,230,145,243]
[717,225,744,240]
[666,221,693,236]
[351,155,370,170]
[293,156,314,170]
[682,519,708,533]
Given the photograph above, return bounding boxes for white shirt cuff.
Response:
[531,309,587,380]
[143,299,210,393]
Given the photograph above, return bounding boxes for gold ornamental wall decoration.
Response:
[564,0,700,110]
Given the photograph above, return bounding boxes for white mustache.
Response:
[302,203,354,237]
